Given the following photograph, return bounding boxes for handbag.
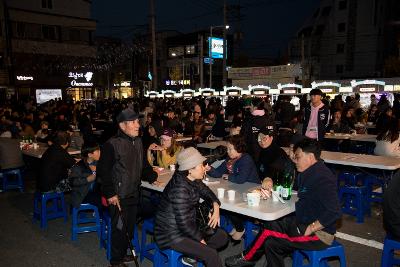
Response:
[196,201,216,237]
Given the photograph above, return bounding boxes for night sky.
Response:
[92,0,320,57]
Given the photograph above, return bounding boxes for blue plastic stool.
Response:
[1,168,24,192]
[381,236,400,267]
[154,248,204,267]
[71,204,101,243]
[338,172,363,187]
[32,191,68,229]
[292,240,346,267]
[140,218,156,262]
[339,186,370,223]
[244,221,260,249]
[100,210,140,260]
[364,175,385,203]
[220,215,234,233]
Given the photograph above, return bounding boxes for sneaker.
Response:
[181,256,197,266]
[225,253,255,267]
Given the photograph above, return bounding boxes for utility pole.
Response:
[209,27,213,88]
[149,0,158,91]
[222,0,227,88]
[301,34,305,86]
[199,34,204,88]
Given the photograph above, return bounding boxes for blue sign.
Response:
[209,37,224,59]
[203,57,214,64]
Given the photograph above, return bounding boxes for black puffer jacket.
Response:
[154,171,220,249]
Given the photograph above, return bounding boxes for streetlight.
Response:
[209,24,229,89]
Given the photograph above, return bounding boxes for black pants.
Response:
[170,228,228,267]
[229,213,245,232]
[243,216,328,267]
[108,198,138,265]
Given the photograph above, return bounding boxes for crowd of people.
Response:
[0,89,400,267]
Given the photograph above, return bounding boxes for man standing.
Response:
[225,138,341,267]
[302,89,330,141]
[97,109,148,267]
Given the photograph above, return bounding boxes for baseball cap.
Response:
[116,109,139,123]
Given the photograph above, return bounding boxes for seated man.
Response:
[225,138,341,267]
[257,125,295,195]
[383,170,400,241]
[38,131,76,192]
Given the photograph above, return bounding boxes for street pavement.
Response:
[0,177,386,267]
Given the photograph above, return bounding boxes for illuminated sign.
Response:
[351,79,385,87]
[36,89,62,104]
[183,93,193,97]
[321,88,333,93]
[253,90,266,95]
[165,80,190,86]
[283,89,297,94]
[394,85,400,91]
[228,91,239,96]
[202,92,212,96]
[359,87,376,92]
[209,37,225,59]
[165,94,173,98]
[17,76,33,81]
[69,72,93,87]
[339,87,353,93]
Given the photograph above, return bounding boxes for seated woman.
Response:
[328,110,351,133]
[69,141,101,208]
[154,147,228,267]
[374,124,400,158]
[206,135,259,241]
[147,129,182,168]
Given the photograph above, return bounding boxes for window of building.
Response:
[312,8,320,18]
[336,65,344,73]
[42,25,57,40]
[168,46,184,58]
[15,22,25,38]
[185,45,195,55]
[338,0,347,10]
[69,29,80,41]
[321,6,332,16]
[337,23,346,32]
[42,0,53,9]
[315,25,325,35]
[336,43,345,53]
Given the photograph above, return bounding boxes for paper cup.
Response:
[169,164,175,171]
[272,190,279,202]
[247,192,261,207]
[227,190,235,201]
[217,188,225,198]
[33,143,39,149]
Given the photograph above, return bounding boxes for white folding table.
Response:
[142,169,296,221]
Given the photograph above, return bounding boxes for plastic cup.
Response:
[227,190,235,201]
[242,193,248,202]
[247,192,261,207]
[217,188,225,198]
[33,143,39,149]
[169,164,176,171]
[272,190,279,202]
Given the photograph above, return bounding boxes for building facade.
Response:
[289,0,399,81]
[0,0,96,102]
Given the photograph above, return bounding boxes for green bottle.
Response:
[281,171,292,200]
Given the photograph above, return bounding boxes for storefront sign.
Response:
[394,85,400,91]
[228,91,239,96]
[165,80,190,86]
[68,72,93,87]
[321,88,334,93]
[253,90,267,95]
[351,79,385,87]
[17,75,33,81]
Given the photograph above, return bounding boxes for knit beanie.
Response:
[177,147,206,171]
